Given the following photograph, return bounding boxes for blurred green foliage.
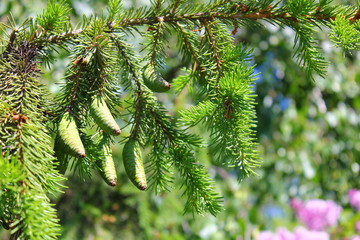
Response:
[1,0,360,239]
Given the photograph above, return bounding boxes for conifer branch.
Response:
[174,22,203,72]
[26,2,358,50]
[3,28,18,58]
[0,38,64,239]
[113,5,358,27]
[111,34,143,91]
[203,20,223,84]
[112,36,145,139]
[1,0,358,236]
[145,17,167,68]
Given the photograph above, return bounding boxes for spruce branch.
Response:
[0,37,64,239]
[144,16,168,68]
[1,0,358,234]
[24,1,358,50]
[111,34,143,90]
[174,21,203,70]
[142,100,222,214]
[15,0,357,78]
[120,62,222,213]
[53,18,122,176]
[111,4,358,27]
[287,23,327,78]
[331,15,360,51]
[203,19,223,83]
[179,45,260,178]
[170,144,223,215]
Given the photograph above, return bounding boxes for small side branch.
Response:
[175,22,205,77]
[203,20,223,81]
[3,28,18,57]
[111,35,142,91]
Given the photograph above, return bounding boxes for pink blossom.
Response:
[290,198,303,210]
[257,231,280,240]
[351,236,360,240]
[277,227,295,240]
[349,189,360,212]
[291,198,342,231]
[294,226,329,240]
[257,227,329,240]
[257,228,294,240]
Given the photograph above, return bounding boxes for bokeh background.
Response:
[1,0,360,239]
